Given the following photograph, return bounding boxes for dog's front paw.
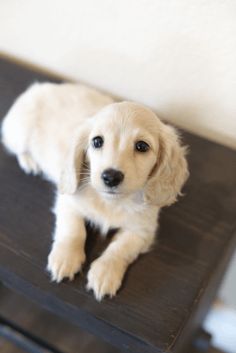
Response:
[87,257,125,301]
[18,153,40,175]
[47,242,85,282]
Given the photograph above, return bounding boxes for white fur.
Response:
[1,82,189,301]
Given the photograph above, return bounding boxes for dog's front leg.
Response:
[87,230,155,301]
[47,195,86,282]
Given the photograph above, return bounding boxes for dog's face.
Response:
[60,102,189,207]
[87,103,159,198]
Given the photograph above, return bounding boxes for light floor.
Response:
[204,302,236,353]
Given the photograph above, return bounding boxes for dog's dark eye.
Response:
[92,136,104,149]
[135,140,150,152]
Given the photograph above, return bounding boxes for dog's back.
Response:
[1,82,113,182]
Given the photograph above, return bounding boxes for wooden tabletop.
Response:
[0,56,236,353]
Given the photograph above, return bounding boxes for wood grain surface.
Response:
[0,56,236,353]
[0,285,117,353]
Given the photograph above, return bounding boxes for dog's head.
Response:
[59,102,189,207]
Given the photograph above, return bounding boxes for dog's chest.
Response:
[82,195,124,233]
[75,189,143,235]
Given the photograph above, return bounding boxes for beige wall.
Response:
[0,0,236,149]
[0,0,236,307]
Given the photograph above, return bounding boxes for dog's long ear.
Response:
[59,123,91,194]
[145,124,189,207]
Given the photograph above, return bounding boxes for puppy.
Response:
[1,82,189,300]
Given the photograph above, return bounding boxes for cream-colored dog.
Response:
[1,82,189,300]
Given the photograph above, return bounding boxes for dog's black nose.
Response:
[101,168,124,187]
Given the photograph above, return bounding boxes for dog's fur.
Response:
[1,82,189,300]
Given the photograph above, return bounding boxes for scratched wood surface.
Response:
[0,56,236,353]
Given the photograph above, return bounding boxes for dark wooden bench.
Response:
[0,56,236,353]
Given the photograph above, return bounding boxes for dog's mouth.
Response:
[101,190,123,199]
[104,190,119,194]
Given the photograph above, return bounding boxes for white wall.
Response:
[0,0,236,307]
[0,0,236,149]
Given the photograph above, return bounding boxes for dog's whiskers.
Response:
[79,172,90,176]
[78,183,90,192]
[78,175,91,192]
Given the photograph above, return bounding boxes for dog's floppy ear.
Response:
[145,124,189,207]
[59,122,91,194]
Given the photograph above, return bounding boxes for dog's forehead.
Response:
[95,102,161,131]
